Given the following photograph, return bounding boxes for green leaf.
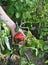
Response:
[44,45,48,50]
[5,5,14,17]
[31,64,35,65]
[15,22,19,32]
[1,44,5,51]
[1,49,9,55]
[20,0,24,2]
[35,49,38,56]
[45,60,48,63]
[2,23,10,36]
[16,12,20,18]
[26,11,31,19]
[5,37,11,51]
[27,30,32,38]
[20,57,27,65]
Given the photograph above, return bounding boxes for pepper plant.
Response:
[0,20,11,54]
[0,0,48,65]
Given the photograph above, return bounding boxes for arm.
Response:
[0,6,15,29]
[0,6,25,43]
[0,6,15,37]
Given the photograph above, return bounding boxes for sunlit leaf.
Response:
[45,60,48,63]
[5,37,11,50]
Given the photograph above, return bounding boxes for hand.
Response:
[10,26,25,43]
[0,6,25,44]
[14,28,25,41]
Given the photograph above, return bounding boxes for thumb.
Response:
[19,28,25,37]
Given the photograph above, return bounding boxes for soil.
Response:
[0,33,48,65]
[0,49,47,65]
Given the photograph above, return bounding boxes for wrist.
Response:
[5,20,16,30]
[11,28,16,38]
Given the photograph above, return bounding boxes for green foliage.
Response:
[0,21,11,54]
[0,0,48,39]
[45,60,48,64]
[1,0,48,23]
[0,0,48,64]
[25,30,44,51]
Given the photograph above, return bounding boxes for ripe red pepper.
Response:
[14,31,24,42]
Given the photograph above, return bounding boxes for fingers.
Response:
[19,28,25,37]
[11,27,25,45]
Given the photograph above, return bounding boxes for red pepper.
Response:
[14,31,24,42]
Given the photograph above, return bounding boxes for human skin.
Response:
[0,6,16,37]
[0,6,25,41]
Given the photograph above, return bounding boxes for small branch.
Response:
[20,26,29,31]
[24,53,30,62]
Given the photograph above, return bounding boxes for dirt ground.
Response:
[0,49,47,65]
